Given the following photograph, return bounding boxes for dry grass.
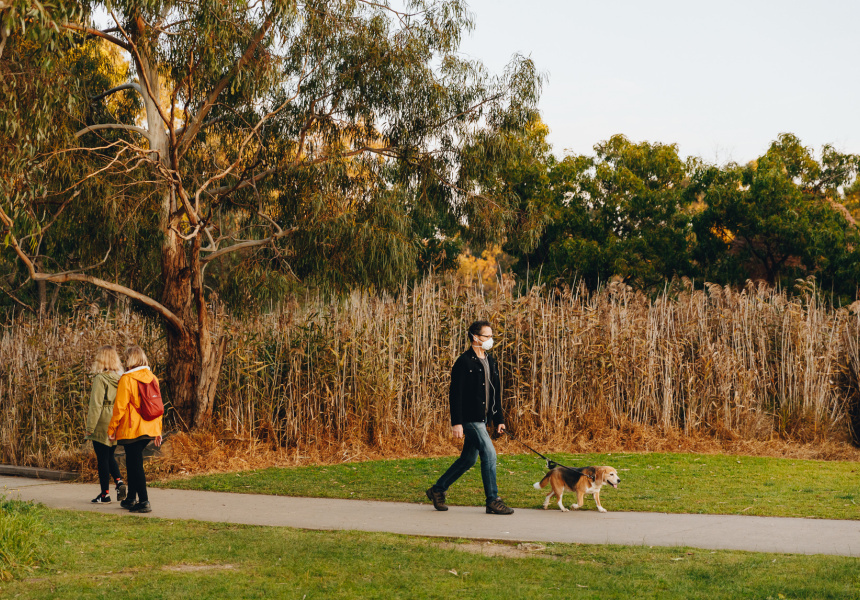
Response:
[2,276,860,474]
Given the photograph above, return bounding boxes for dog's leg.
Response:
[552,483,568,511]
[542,492,554,510]
[594,490,607,513]
[571,489,585,510]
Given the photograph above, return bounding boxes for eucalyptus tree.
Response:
[0,1,96,312]
[0,0,539,427]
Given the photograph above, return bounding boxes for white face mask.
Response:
[473,334,493,351]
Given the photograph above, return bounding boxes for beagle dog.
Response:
[533,465,620,513]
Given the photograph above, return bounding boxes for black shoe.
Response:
[486,498,514,515]
[129,501,151,513]
[116,482,127,501]
[425,487,448,511]
[120,498,136,510]
[91,493,111,504]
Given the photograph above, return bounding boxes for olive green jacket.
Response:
[85,372,121,446]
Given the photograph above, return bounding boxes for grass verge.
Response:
[0,506,858,599]
[156,451,860,520]
[0,499,49,581]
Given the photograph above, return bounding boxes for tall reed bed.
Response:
[2,278,858,468]
[0,306,164,468]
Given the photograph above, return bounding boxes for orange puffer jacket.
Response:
[108,366,163,441]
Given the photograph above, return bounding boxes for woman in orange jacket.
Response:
[108,346,162,513]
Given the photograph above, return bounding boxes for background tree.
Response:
[690,134,860,296]
[511,135,693,289]
[0,0,540,428]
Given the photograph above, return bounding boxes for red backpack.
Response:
[136,378,164,421]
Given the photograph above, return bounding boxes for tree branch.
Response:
[201,226,298,264]
[175,114,226,137]
[0,280,35,313]
[178,14,274,157]
[113,13,173,131]
[61,23,132,52]
[90,83,143,103]
[74,123,153,143]
[0,207,185,333]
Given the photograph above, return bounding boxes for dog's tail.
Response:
[533,473,552,490]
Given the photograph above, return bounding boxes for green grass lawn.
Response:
[2,503,859,599]
[156,451,860,520]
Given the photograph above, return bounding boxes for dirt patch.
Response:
[161,564,236,573]
[435,541,551,559]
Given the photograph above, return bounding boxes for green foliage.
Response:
[504,133,860,297]
[0,4,159,310]
[0,499,49,581]
[458,113,554,254]
[843,179,860,224]
[690,134,860,297]
[508,134,693,288]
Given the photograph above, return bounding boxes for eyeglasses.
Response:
[475,333,493,339]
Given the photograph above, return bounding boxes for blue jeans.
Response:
[433,422,498,501]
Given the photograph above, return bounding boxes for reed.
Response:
[2,277,858,470]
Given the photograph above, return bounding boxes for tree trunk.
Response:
[160,241,226,430]
[160,225,228,429]
[136,25,227,431]
[194,335,228,426]
[160,233,196,426]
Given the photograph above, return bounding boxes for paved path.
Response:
[2,475,858,557]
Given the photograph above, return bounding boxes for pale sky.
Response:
[457,0,860,164]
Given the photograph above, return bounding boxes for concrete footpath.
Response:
[2,475,858,557]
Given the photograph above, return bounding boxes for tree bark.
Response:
[135,34,224,430]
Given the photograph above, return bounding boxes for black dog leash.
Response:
[503,430,594,481]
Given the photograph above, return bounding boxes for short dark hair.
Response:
[467,320,492,342]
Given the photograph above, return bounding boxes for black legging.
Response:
[92,441,122,493]
[123,438,151,503]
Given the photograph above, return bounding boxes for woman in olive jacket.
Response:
[85,346,127,503]
[108,346,162,513]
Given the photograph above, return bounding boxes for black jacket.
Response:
[449,347,504,426]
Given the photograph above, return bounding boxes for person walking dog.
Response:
[85,345,127,504]
[108,346,163,513]
[426,320,514,515]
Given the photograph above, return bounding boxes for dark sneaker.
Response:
[116,482,127,501]
[485,498,514,515]
[425,487,448,511]
[120,498,136,510]
[129,501,152,513]
[91,493,111,504]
